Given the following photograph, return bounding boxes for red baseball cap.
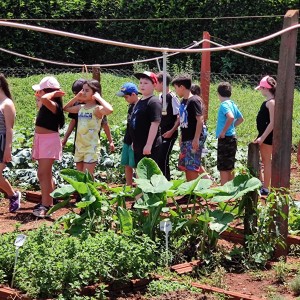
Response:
[134,71,158,85]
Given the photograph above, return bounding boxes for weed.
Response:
[273,257,289,283]
[290,275,300,296]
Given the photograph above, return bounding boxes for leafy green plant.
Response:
[132,158,173,240]
[291,275,300,296]
[273,257,289,283]
[0,226,161,299]
[146,279,198,297]
[244,188,290,269]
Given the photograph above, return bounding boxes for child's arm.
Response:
[254,100,274,145]
[162,116,180,139]
[143,121,160,155]
[62,119,76,148]
[3,100,15,163]
[192,115,204,150]
[93,93,113,117]
[102,122,115,152]
[219,112,234,138]
[63,95,81,113]
[235,116,244,127]
[41,90,65,113]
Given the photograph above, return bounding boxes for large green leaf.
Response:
[136,158,161,180]
[209,210,234,233]
[211,175,262,202]
[48,199,71,215]
[61,169,87,182]
[117,207,133,236]
[50,185,75,198]
[175,177,201,195]
[61,175,88,194]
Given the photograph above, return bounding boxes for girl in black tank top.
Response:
[253,75,277,196]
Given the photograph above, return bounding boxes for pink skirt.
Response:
[32,132,62,160]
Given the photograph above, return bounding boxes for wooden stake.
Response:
[272,10,299,258]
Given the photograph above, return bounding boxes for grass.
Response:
[7,72,300,147]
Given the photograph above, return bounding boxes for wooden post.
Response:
[244,143,260,238]
[200,31,211,121]
[271,10,299,258]
[92,65,102,95]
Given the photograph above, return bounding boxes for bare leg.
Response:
[220,170,233,185]
[37,159,55,207]
[0,163,15,197]
[125,165,134,186]
[82,162,97,178]
[76,162,84,172]
[260,143,272,189]
[185,170,199,182]
[199,165,211,179]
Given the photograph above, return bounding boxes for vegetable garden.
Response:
[0,70,300,299]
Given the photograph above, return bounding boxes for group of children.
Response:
[0,71,277,217]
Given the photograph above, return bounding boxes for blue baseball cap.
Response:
[116,82,139,97]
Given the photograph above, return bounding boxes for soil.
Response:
[1,155,300,299]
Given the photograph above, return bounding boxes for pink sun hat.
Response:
[255,76,272,90]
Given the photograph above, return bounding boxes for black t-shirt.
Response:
[123,104,134,145]
[129,95,162,153]
[35,103,64,132]
[179,95,203,142]
[256,100,273,141]
[160,92,179,139]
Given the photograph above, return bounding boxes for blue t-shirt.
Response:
[216,100,243,137]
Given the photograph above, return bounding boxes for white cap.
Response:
[32,76,60,91]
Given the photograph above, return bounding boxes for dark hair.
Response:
[71,78,85,94]
[43,88,65,129]
[190,84,201,97]
[217,82,232,98]
[266,76,277,96]
[0,73,12,100]
[156,72,172,86]
[171,75,192,89]
[84,79,102,95]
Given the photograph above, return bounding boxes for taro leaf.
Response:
[167,179,185,197]
[135,174,172,194]
[76,196,96,208]
[61,169,92,183]
[48,199,71,215]
[211,175,262,202]
[175,176,201,195]
[150,174,173,193]
[117,207,133,236]
[50,185,75,199]
[61,174,88,194]
[87,183,102,202]
[209,210,234,234]
[136,158,161,180]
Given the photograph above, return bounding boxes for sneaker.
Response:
[34,198,58,209]
[9,191,21,212]
[260,187,269,196]
[33,205,51,218]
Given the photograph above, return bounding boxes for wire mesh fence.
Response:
[1,66,299,89]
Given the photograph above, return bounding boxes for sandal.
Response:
[33,205,51,218]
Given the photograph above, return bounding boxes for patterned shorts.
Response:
[217,136,237,171]
[178,140,202,172]
[74,150,98,163]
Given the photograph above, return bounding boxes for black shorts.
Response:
[257,132,273,146]
[217,136,237,171]
[0,134,6,163]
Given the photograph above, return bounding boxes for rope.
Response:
[0,41,203,67]
[0,21,299,53]
[206,39,300,67]
[0,15,285,22]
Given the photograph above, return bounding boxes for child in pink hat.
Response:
[254,75,277,196]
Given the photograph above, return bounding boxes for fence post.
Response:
[92,65,102,95]
[271,10,299,258]
[244,143,260,239]
[200,31,210,121]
